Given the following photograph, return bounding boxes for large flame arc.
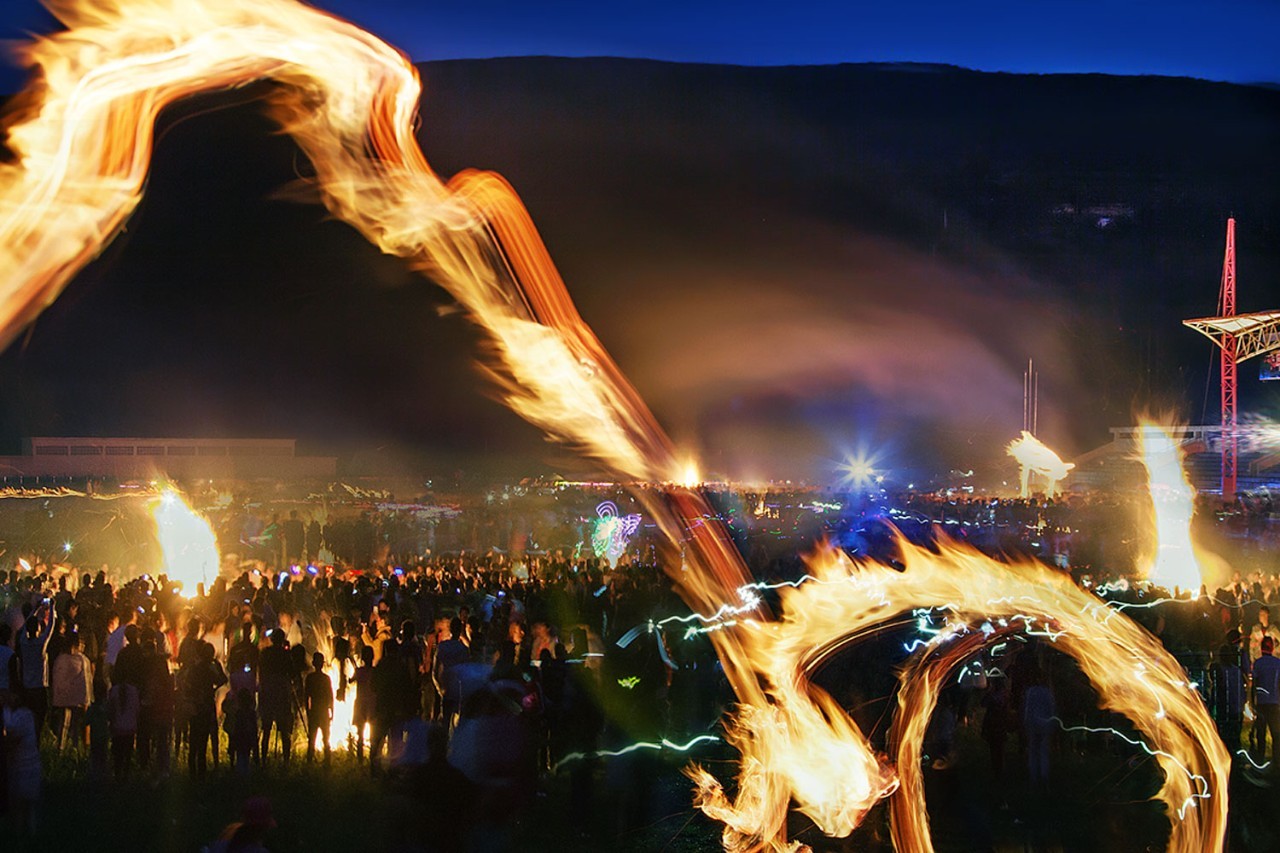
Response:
[688,539,1228,851]
[0,2,1229,851]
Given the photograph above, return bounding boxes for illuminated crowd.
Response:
[0,492,1278,847]
[0,547,715,844]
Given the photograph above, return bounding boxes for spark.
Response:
[1054,720,1210,820]
[1235,750,1271,771]
[554,734,722,773]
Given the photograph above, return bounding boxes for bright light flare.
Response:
[1006,430,1074,497]
[675,458,702,488]
[150,487,219,594]
[324,660,367,752]
[836,450,881,491]
[1135,421,1226,593]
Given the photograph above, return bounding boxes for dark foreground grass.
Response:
[7,745,725,853]
[6,722,1279,852]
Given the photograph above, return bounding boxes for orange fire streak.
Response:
[0,3,1229,850]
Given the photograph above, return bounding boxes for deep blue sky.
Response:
[2,0,1279,93]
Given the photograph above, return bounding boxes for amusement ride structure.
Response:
[1183,218,1280,499]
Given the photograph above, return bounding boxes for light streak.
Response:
[1235,750,1271,771]
[553,734,721,773]
[1054,721,1210,820]
[590,500,641,567]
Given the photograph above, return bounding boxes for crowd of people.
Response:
[0,547,711,846]
[0,485,1278,849]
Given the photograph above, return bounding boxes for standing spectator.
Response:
[352,646,375,759]
[1210,629,1246,752]
[433,617,469,732]
[104,606,136,683]
[1022,668,1056,791]
[0,624,14,694]
[1249,607,1280,670]
[138,633,175,777]
[1252,635,1280,767]
[227,626,259,699]
[111,625,145,693]
[304,652,333,763]
[258,630,296,766]
[363,607,392,666]
[370,638,411,773]
[225,688,258,776]
[85,680,109,779]
[331,616,351,702]
[2,682,42,837]
[107,676,139,777]
[186,642,227,778]
[17,603,54,740]
[50,633,92,751]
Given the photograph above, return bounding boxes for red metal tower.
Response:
[1186,219,1280,500]
[1219,219,1237,499]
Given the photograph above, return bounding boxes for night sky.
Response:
[0,2,1278,482]
[3,0,1279,92]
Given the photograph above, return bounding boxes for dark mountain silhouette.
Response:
[1,59,1277,480]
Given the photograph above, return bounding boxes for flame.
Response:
[1135,421,1226,594]
[323,659,368,752]
[0,4,1230,851]
[311,624,365,753]
[1006,430,1074,497]
[150,487,219,594]
[676,458,702,488]
[684,537,1228,851]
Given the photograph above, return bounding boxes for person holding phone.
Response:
[17,601,55,739]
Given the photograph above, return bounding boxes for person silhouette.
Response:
[304,652,333,763]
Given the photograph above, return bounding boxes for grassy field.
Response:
[4,721,1279,852]
[8,742,724,853]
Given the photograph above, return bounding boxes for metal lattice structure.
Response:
[1182,219,1280,499]
[1183,310,1280,364]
